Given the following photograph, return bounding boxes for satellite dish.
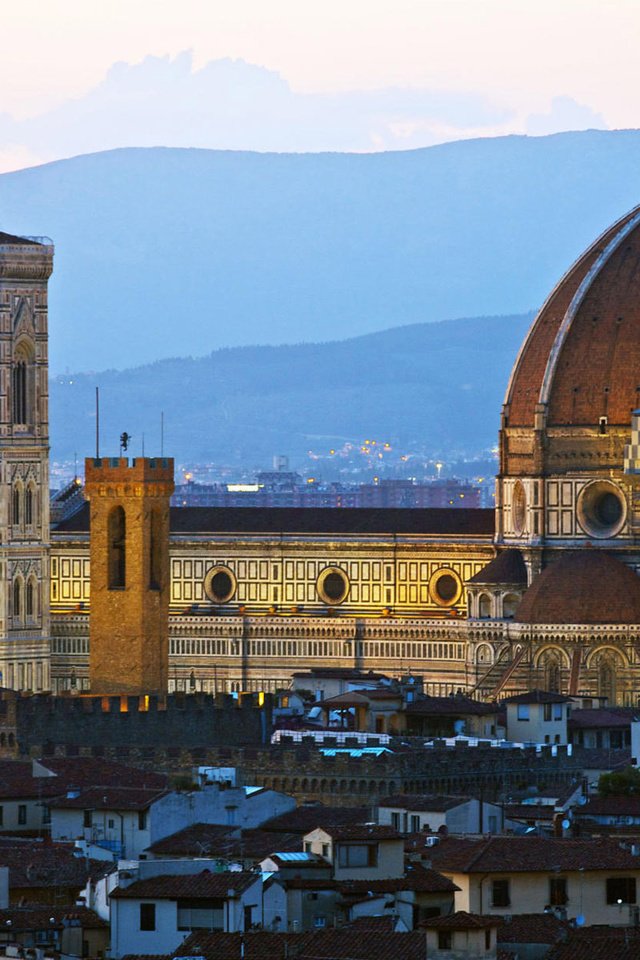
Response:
[562,819,571,830]
[577,795,587,805]
[576,914,585,926]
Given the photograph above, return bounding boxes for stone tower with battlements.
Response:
[84,456,174,695]
[0,232,54,692]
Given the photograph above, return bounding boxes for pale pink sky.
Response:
[1,0,638,171]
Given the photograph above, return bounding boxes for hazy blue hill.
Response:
[49,311,532,466]
[1,130,640,372]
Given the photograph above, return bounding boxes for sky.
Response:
[0,0,638,171]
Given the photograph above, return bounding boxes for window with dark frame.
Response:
[139,903,156,931]
[337,843,378,868]
[549,877,568,905]
[491,879,510,907]
[606,877,637,904]
[438,930,452,949]
[17,804,27,826]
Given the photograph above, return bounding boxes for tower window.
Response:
[26,581,32,618]
[13,579,22,621]
[25,487,33,526]
[12,487,21,527]
[11,343,34,427]
[149,508,162,590]
[108,506,126,589]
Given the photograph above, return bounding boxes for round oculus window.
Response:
[317,567,350,605]
[577,480,626,539]
[204,566,237,604]
[429,569,462,607]
[512,481,527,536]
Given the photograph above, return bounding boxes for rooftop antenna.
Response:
[95,387,100,458]
[74,451,77,481]
[160,411,164,457]
[141,432,145,457]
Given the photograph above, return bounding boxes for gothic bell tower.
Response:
[0,232,54,691]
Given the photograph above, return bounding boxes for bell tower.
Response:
[84,456,174,695]
[0,233,54,692]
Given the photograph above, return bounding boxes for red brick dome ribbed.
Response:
[514,549,640,624]
[505,205,640,427]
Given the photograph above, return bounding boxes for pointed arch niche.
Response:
[11,338,35,428]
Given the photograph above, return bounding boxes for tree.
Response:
[598,766,640,797]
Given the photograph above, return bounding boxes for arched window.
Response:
[598,658,616,704]
[11,342,34,427]
[543,655,562,693]
[12,579,22,622]
[26,579,36,619]
[503,593,519,618]
[479,594,492,619]
[108,506,126,589]
[12,486,22,527]
[25,486,34,526]
[149,508,162,590]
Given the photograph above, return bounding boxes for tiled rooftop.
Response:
[110,869,260,899]
[427,835,640,873]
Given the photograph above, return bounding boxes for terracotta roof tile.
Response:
[0,839,113,891]
[54,504,494,537]
[404,694,497,717]
[497,913,571,945]
[422,910,499,929]
[504,205,640,429]
[467,549,528,585]
[173,929,428,960]
[546,926,640,960]
[320,824,400,841]
[570,708,638,729]
[261,806,371,835]
[504,690,570,704]
[146,823,300,859]
[110,869,259,899]
[51,785,168,810]
[515,550,640,625]
[382,793,471,812]
[0,905,108,930]
[427,835,640,873]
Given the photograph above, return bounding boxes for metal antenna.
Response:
[142,432,145,457]
[160,411,164,457]
[95,387,100,458]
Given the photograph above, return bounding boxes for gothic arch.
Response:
[25,483,35,527]
[587,646,628,704]
[534,646,570,670]
[503,593,520,618]
[475,643,494,665]
[12,480,23,528]
[24,573,39,621]
[12,576,24,624]
[12,338,35,427]
[478,594,492,619]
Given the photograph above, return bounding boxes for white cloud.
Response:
[0,52,512,170]
[0,55,610,172]
[525,96,608,137]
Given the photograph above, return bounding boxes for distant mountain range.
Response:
[2,129,640,465]
[1,130,640,374]
[49,312,532,467]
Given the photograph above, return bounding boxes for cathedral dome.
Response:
[504,205,640,429]
[514,549,640,624]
